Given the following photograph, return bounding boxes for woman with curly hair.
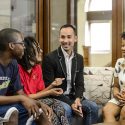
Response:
[17,36,69,125]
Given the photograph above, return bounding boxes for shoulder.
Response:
[44,49,58,60]
[11,59,18,65]
[75,53,83,61]
[34,64,42,71]
[18,64,25,73]
[115,58,125,65]
[47,49,57,57]
[10,59,18,68]
[76,53,83,58]
[116,58,124,62]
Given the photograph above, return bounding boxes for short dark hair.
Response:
[121,32,125,39]
[0,28,21,51]
[60,24,77,35]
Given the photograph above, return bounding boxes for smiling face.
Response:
[59,27,77,55]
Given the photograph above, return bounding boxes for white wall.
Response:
[77,0,86,56]
[90,53,112,66]
[77,0,112,67]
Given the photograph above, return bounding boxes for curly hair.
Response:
[18,36,39,70]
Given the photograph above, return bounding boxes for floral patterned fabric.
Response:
[114,58,125,89]
[84,67,114,105]
[41,98,69,125]
[109,58,125,106]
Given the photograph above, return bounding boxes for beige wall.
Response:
[77,0,86,56]
[77,0,112,67]
[90,53,112,66]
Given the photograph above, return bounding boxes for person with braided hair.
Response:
[103,32,125,122]
[18,36,69,125]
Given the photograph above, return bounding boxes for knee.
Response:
[90,102,99,116]
[102,105,108,115]
[63,104,72,116]
[120,107,125,118]
[61,103,72,118]
[82,100,99,113]
[90,102,98,111]
[102,105,112,117]
[5,110,18,125]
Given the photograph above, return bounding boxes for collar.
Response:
[61,46,74,59]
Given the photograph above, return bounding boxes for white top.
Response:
[61,46,74,94]
[114,58,125,90]
[109,58,125,106]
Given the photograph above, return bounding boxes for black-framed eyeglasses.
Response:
[11,41,25,46]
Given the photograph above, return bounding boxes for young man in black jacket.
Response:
[42,24,98,125]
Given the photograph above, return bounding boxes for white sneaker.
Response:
[26,108,43,125]
[0,107,18,125]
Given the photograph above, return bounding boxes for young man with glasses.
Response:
[0,28,52,125]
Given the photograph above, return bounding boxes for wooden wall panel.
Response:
[112,0,123,66]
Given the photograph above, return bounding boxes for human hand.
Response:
[21,95,40,118]
[121,88,125,96]
[36,101,53,122]
[119,99,125,106]
[49,88,63,96]
[118,89,125,106]
[51,78,65,87]
[71,98,83,117]
[114,91,123,101]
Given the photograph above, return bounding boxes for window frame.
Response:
[89,21,112,54]
[86,10,112,54]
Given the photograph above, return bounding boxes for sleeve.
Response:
[37,66,45,91]
[42,55,55,87]
[75,55,85,98]
[8,61,23,94]
[114,59,121,78]
[54,95,74,106]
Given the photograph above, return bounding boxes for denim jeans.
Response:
[60,99,99,125]
[0,103,36,125]
[81,99,99,125]
[61,101,72,124]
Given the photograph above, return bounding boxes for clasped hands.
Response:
[71,98,83,118]
[50,78,65,96]
[114,89,125,106]
[21,96,53,122]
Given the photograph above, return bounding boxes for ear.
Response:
[74,36,78,43]
[8,43,15,50]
